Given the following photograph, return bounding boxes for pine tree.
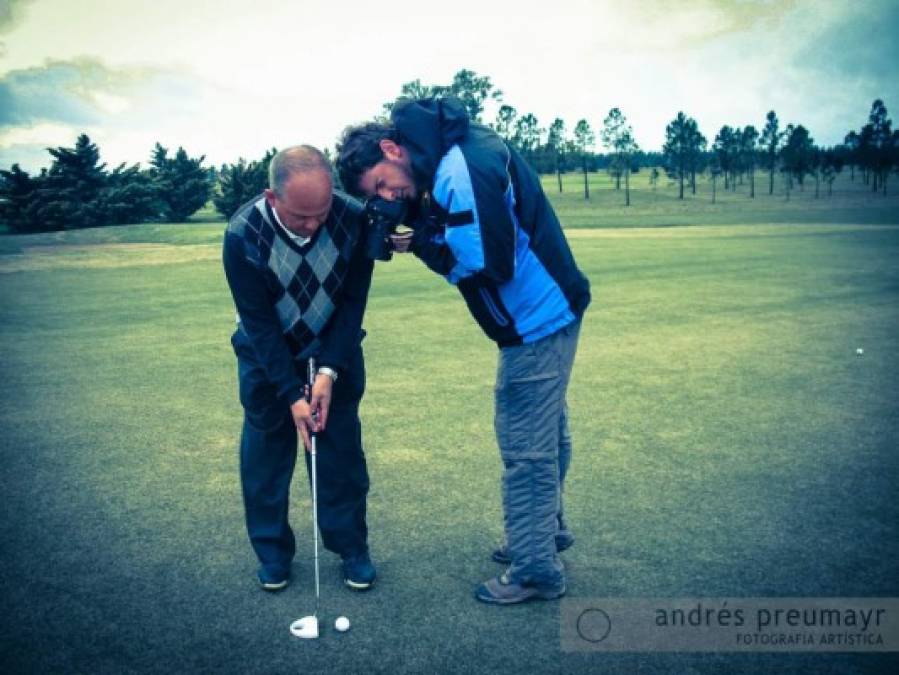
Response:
[492,105,518,142]
[0,164,40,233]
[383,69,502,122]
[713,126,737,190]
[741,125,760,198]
[213,148,276,219]
[600,108,640,206]
[781,125,815,188]
[150,143,212,222]
[512,113,542,167]
[819,148,843,197]
[663,113,703,200]
[842,131,860,181]
[867,99,893,194]
[442,69,502,122]
[760,111,782,195]
[37,134,107,230]
[546,118,566,193]
[573,119,595,200]
[708,155,723,204]
[685,120,706,195]
[101,163,165,225]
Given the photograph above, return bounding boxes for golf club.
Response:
[289,357,321,640]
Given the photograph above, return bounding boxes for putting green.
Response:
[1,201,896,672]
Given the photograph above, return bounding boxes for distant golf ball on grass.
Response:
[335,616,350,632]
[856,348,864,356]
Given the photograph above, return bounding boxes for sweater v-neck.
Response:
[265,200,323,253]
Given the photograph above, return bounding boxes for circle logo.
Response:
[576,608,612,643]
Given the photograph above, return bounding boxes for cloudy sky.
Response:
[1,0,897,172]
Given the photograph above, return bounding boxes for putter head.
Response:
[290,615,319,639]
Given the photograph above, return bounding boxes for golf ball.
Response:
[335,616,350,632]
[856,348,864,356]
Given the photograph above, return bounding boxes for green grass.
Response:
[1,183,898,673]
[544,167,899,227]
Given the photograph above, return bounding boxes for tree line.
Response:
[659,101,896,204]
[1,68,897,233]
[0,136,212,233]
[380,70,898,205]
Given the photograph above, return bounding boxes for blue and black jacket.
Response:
[395,97,591,347]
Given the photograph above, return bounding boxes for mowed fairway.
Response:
[1,178,898,673]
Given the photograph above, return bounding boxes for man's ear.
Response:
[379,139,403,161]
[263,188,276,206]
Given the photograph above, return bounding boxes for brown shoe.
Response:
[491,532,575,564]
[474,572,566,605]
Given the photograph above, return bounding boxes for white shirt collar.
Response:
[270,204,311,246]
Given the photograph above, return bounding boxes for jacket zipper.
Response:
[479,287,509,327]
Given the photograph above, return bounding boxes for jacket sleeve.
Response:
[431,144,515,285]
[409,221,457,276]
[222,232,305,405]
[316,234,375,375]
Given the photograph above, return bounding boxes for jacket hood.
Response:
[390,97,470,189]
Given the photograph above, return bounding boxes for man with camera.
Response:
[223,145,376,592]
[337,99,591,605]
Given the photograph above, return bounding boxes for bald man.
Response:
[223,146,376,592]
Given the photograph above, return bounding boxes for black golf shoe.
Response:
[257,567,290,592]
[342,551,376,591]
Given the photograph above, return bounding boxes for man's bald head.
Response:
[264,145,334,238]
[269,145,332,198]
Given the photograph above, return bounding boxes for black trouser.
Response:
[232,329,370,578]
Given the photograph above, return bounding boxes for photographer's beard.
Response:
[359,142,419,202]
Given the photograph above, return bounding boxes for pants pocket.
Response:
[237,352,286,432]
[495,370,559,460]
[329,347,365,408]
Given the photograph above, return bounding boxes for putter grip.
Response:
[307,357,316,397]
[306,358,317,431]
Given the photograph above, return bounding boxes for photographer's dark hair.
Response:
[336,122,398,196]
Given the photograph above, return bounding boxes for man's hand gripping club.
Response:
[290,358,334,451]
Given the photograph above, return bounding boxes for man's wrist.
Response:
[317,366,338,383]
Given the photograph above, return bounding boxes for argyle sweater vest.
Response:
[226,192,365,359]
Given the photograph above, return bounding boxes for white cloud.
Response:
[90,91,130,115]
[0,122,79,148]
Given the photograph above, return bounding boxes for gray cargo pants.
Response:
[495,319,581,587]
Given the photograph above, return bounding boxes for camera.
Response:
[363,197,408,261]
